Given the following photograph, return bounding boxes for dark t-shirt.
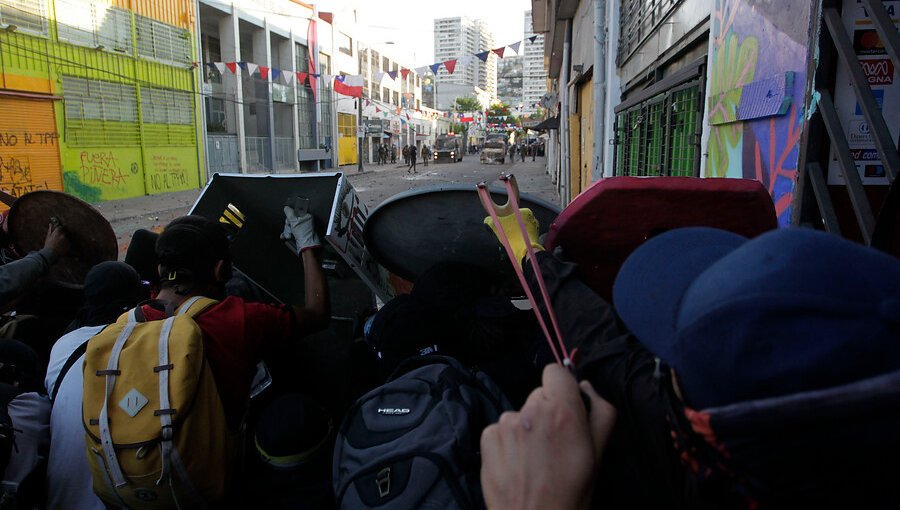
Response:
[142,296,296,427]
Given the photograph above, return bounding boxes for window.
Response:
[62,76,140,145]
[614,81,701,177]
[383,87,390,103]
[140,87,195,145]
[382,56,389,71]
[295,43,309,72]
[338,32,352,56]
[135,14,191,64]
[618,0,682,65]
[0,0,48,36]
[55,0,131,52]
[393,91,399,105]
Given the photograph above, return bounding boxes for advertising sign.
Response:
[828,0,900,185]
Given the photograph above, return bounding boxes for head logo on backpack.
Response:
[82,296,238,508]
[333,355,512,509]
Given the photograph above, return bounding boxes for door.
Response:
[0,96,63,202]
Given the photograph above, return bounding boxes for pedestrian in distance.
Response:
[402,145,409,166]
[421,145,429,167]
[391,144,397,164]
[520,144,526,162]
[408,144,417,174]
[532,143,537,162]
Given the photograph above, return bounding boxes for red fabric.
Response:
[400,68,410,79]
[225,62,237,74]
[307,17,317,100]
[141,296,296,427]
[492,47,505,58]
[543,177,777,301]
[258,65,269,80]
[443,59,457,74]
[296,71,308,86]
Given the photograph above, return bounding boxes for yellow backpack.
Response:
[82,296,238,508]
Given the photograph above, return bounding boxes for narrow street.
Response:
[98,156,558,257]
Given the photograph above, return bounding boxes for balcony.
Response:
[274,137,295,171]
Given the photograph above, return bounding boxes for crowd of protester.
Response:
[0,186,895,509]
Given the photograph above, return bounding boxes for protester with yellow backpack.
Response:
[80,207,329,509]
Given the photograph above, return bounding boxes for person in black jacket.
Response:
[480,212,900,510]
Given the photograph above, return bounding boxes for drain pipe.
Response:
[559,19,572,206]
[593,0,606,180]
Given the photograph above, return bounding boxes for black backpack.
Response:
[333,356,511,509]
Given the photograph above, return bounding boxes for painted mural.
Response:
[706,0,812,226]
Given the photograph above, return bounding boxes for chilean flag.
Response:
[307,16,317,100]
[334,75,363,98]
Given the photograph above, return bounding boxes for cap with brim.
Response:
[614,226,900,410]
[613,227,747,362]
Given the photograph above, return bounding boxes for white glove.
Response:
[280,206,321,255]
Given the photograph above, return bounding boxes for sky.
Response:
[317,0,533,66]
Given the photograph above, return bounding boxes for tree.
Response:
[454,95,483,113]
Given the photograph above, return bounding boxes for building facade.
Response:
[198,0,347,174]
[523,10,547,115]
[0,0,204,202]
[357,43,425,164]
[497,55,523,108]
[433,16,497,105]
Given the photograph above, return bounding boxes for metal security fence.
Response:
[614,79,702,177]
[274,137,294,170]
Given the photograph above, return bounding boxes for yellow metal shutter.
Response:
[0,96,64,203]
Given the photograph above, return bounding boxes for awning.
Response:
[532,115,560,131]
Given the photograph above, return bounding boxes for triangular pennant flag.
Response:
[205,62,216,72]
[444,59,457,74]
[271,68,281,81]
[311,73,320,78]
[415,66,428,77]
[296,71,308,85]
[365,100,371,106]
[400,68,410,79]
[429,63,441,74]
[528,35,538,43]
[509,41,521,54]
[375,107,381,113]
[383,112,388,118]
[237,62,249,72]
[375,71,385,82]
[283,71,295,85]
[259,66,269,80]
[492,47,505,58]
[475,51,489,62]
[246,62,259,76]
[214,62,227,74]
[406,113,410,121]
[387,70,398,80]
[459,55,474,66]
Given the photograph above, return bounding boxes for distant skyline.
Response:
[317,0,533,66]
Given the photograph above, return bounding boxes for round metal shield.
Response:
[364,184,560,288]
[7,191,118,286]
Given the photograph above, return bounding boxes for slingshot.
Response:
[476,174,572,368]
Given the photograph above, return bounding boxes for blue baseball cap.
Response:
[613,227,900,409]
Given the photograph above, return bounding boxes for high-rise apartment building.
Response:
[433,16,497,105]
[523,10,547,115]
[497,55,523,108]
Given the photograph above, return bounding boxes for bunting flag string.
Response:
[259,66,269,81]
[429,63,442,75]
[528,35,538,43]
[475,51,490,63]
[509,41,521,55]
[444,59,457,74]
[387,70,398,80]
[492,47,505,58]
[400,68,410,79]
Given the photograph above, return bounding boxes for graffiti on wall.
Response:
[63,148,144,202]
[144,148,198,194]
[0,130,60,198]
[706,0,811,226]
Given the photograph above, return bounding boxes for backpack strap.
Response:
[50,340,89,403]
[154,315,204,505]
[175,296,219,318]
[97,321,139,489]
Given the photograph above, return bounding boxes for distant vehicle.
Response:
[433,134,463,163]
[481,135,507,164]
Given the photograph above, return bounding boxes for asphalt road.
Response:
[97,155,559,257]
[346,155,559,211]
